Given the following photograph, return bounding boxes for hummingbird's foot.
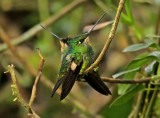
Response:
[93,67,99,72]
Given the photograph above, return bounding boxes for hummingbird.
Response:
[40,13,111,100]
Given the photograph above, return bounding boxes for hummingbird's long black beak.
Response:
[40,24,63,41]
[87,13,106,35]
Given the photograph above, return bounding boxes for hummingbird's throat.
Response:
[60,41,68,52]
[85,37,91,46]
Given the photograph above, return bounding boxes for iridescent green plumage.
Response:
[40,13,111,101]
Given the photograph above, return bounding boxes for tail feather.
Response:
[51,77,65,98]
[84,71,111,95]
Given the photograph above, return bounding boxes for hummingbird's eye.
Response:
[78,39,84,44]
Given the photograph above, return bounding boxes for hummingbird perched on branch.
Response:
[40,13,111,101]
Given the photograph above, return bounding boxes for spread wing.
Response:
[84,70,111,95]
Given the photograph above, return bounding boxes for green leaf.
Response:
[145,61,158,75]
[117,51,160,95]
[120,13,132,25]
[123,43,151,52]
[128,57,151,69]
[123,38,158,52]
[144,39,160,49]
[118,51,160,95]
[125,0,133,23]
[118,71,137,95]
[120,0,133,25]
[128,51,160,69]
[144,38,154,44]
[135,52,149,59]
[115,53,148,95]
[101,98,133,118]
[110,84,145,107]
[148,51,160,60]
[112,67,140,78]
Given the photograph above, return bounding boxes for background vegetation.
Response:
[0,0,160,118]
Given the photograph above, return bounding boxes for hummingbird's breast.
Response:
[71,42,94,64]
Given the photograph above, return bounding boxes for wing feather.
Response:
[51,77,66,98]
[60,61,83,100]
[84,71,111,95]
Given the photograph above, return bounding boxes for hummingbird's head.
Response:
[70,33,89,46]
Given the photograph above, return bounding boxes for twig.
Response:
[0,26,94,117]
[5,64,40,118]
[133,92,143,118]
[84,0,126,73]
[0,0,87,52]
[79,77,150,84]
[145,86,158,118]
[5,65,28,108]
[101,77,150,84]
[83,21,113,32]
[141,84,151,118]
[28,48,45,108]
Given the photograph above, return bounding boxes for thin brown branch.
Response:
[101,77,151,84]
[6,64,40,118]
[0,27,94,117]
[78,77,150,84]
[83,21,113,32]
[84,0,126,73]
[0,0,87,52]
[28,48,45,107]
